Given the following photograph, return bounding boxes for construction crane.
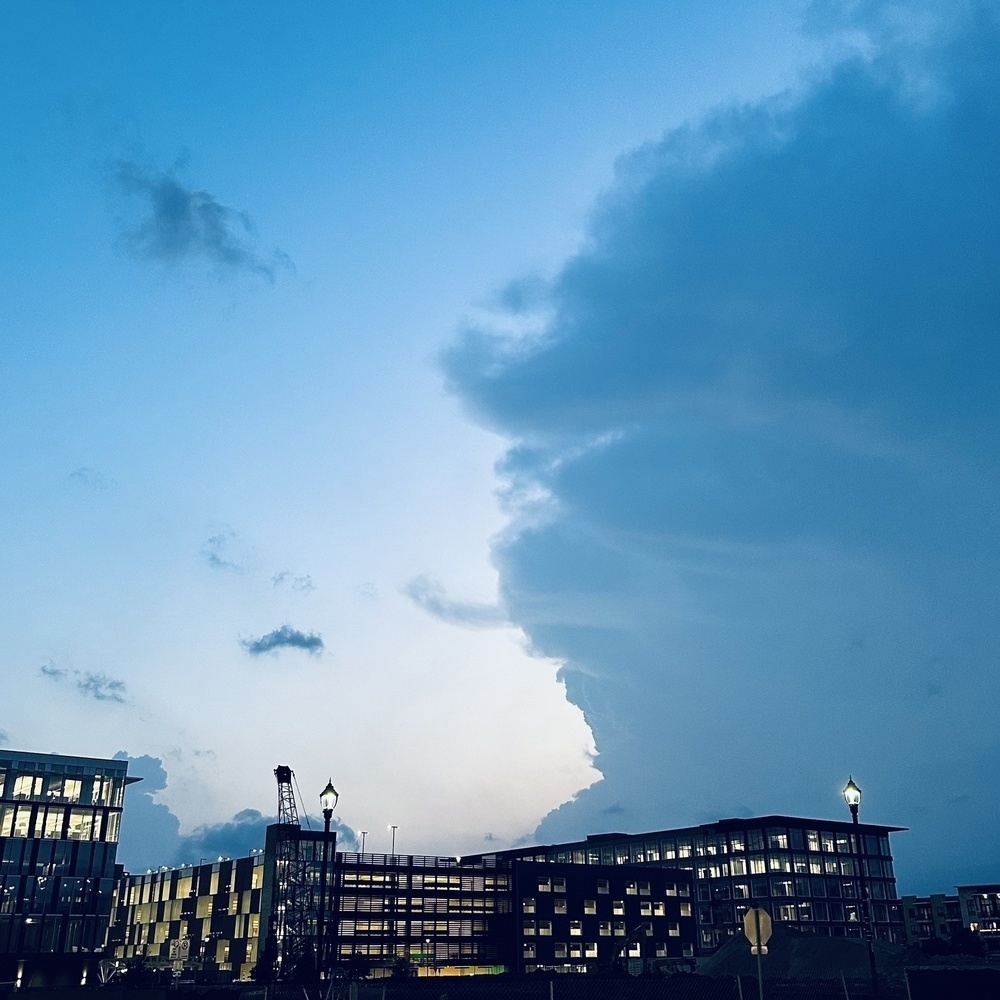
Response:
[270,764,313,981]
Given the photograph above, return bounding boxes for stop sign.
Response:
[743,907,772,955]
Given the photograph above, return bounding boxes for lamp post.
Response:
[843,777,879,999]
[360,831,367,854]
[389,824,398,857]
[318,779,339,980]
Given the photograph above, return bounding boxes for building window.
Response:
[554,899,567,914]
[613,900,625,915]
[523,920,536,935]
[585,941,598,958]
[539,921,552,936]
[599,921,611,936]
[626,881,638,896]
[613,922,626,937]
[654,902,665,916]
[523,898,535,914]
[597,879,610,894]
[639,881,651,896]
[668,922,680,937]
[523,943,536,959]
[554,877,566,893]
[680,903,691,917]
[554,943,567,959]
[768,829,789,850]
[731,858,747,876]
[775,905,796,921]
[538,878,551,892]
[570,920,582,937]
[584,899,597,914]
[665,883,678,897]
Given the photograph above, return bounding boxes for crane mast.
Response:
[271,764,312,980]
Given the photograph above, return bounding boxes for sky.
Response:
[2,0,998,895]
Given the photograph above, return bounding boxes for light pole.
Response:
[389,824,398,856]
[318,778,339,980]
[360,831,367,854]
[843,777,879,999]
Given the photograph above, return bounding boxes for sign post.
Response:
[743,907,772,1000]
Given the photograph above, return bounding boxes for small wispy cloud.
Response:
[40,662,127,704]
[68,467,115,490]
[114,160,293,281]
[240,625,324,657]
[404,574,507,630]
[272,571,316,593]
[202,531,248,573]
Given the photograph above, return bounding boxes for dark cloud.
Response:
[40,662,127,703]
[115,161,293,280]
[404,574,507,629]
[76,672,127,703]
[240,625,324,656]
[444,3,1000,891]
[114,753,358,871]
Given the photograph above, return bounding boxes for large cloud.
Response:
[445,2,1000,892]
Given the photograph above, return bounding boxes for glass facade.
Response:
[0,750,132,987]
[484,814,907,954]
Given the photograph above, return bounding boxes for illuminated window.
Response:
[583,899,596,915]
[554,943,567,959]
[731,858,747,876]
[554,899,567,914]
[626,881,638,895]
[750,857,766,874]
[665,883,677,897]
[768,829,789,850]
[538,878,551,892]
[769,855,791,873]
[612,900,624,915]
[539,921,552,936]
[585,942,598,958]
[613,922,626,936]
[680,903,691,917]
[639,881,651,896]
[570,920,582,936]
[553,878,566,893]
[523,898,535,913]
[523,920,535,936]
[597,880,610,894]
[653,902,665,916]
[807,831,820,851]
[599,921,611,936]
[523,943,535,959]
[730,833,746,852]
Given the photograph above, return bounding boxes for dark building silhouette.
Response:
[0,750,137,987]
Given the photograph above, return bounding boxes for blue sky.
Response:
[2,1,997,893]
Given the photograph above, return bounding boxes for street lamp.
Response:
[317,779,339,980]
[389,824,398,856]
[843,777,879,999]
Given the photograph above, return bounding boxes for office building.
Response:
[476,814,907,954]
[0,749,136,987]
[958,885,1000,954]
[108,833,696,981]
